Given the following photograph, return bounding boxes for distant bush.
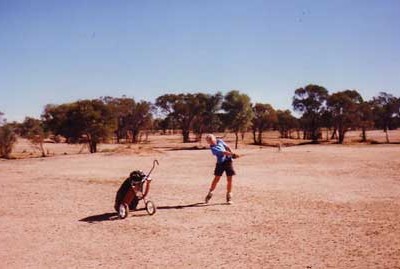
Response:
[0,124,17,159]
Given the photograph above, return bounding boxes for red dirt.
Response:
[1,132,400,268]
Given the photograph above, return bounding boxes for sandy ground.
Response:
[1,132,400,268]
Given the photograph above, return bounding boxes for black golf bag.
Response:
[114,170,146,212]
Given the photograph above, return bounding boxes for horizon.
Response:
[1,0,400,122]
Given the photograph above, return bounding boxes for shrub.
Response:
[0,125,17,159]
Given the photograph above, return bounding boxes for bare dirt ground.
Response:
[1,131,400,268]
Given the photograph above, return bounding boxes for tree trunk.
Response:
[385,127,390,143]
[252,129,257,144]
[338,125,346,144]
[131,129,140,144]
[331,128,338,140]
[182,129,190,143]
[88,140,97,153]
[361,128,367,142]
[39,142,46,157]
[257,130,262,145]
[234,132,239,149]
[338,131,345,144]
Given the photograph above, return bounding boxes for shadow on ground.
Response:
[79,202,226,223]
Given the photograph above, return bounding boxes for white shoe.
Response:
[226,192,233,204]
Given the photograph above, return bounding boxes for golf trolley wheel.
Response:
[118,203,129,219]
[145,200,156,215]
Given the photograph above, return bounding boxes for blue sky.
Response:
[1,0,399,122]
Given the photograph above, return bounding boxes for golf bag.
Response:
[114,170,146,212]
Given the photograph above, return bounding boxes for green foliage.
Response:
[156,93,221,142]
[192,92,223,140]
[327,90,363,144]
[222,90,253,148]
[371,92,400,143]
[251,103,277,144]
[292,84,329,142]
[102,97,153,143]
[371,92,399,131]
[358,101,374,142]
[20,117,46,138]
[42,99,116,153]
[0,124,17,159]
[276,110,298,139]
[19,117,48,156]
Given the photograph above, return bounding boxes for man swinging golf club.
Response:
[204,134,239,205]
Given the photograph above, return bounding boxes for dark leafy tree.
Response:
[42,103,73,141]
[102,97,135,143]
[251,103,277,145]
[42,99,116,153]
[320,109,334,141]
[19,117,48,157]
[292,84,329,142]
[192,93,223,141]
[156,93,210,143]
[371,92,400,143]
[153,116,175,135]
[327,90,363,144]
[276,110,298,139]
[102,97,153,143]
[222,90,253,149]
[358,101,374,142]
[125,101,153,143]
[0,120,17,159]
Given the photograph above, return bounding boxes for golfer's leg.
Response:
[210,176,221,192]
[226,176,233,193]
[205,176,221,203]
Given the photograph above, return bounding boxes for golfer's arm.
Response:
[225,145,233,153]
[223,150,233,156]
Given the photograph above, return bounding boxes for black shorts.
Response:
[214,160,236,177]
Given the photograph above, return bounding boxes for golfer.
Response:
[204,134,238,204]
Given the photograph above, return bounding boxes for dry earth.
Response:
[1,131,400,268]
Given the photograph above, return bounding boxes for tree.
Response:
[358,101,374,142]
[327,90,363,144]
[371,92,400,143]
[320,109,334,141]
[42,99,116,153]
[251,103,277,145]
[0,111,5,126]
[0,123,17,159]
[125,101,153,143]
[222,90,253,149]
[153,116,175,135]
[156,93,210,143]
[19,117,48,157]
[292,84,329,142]
[192,93,223,141]
[102,96,135,143]
[276,110,298,139]
[102,97,153,143]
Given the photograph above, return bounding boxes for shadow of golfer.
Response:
[157,202,226,210]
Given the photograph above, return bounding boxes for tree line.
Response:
[1,85,399,158]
